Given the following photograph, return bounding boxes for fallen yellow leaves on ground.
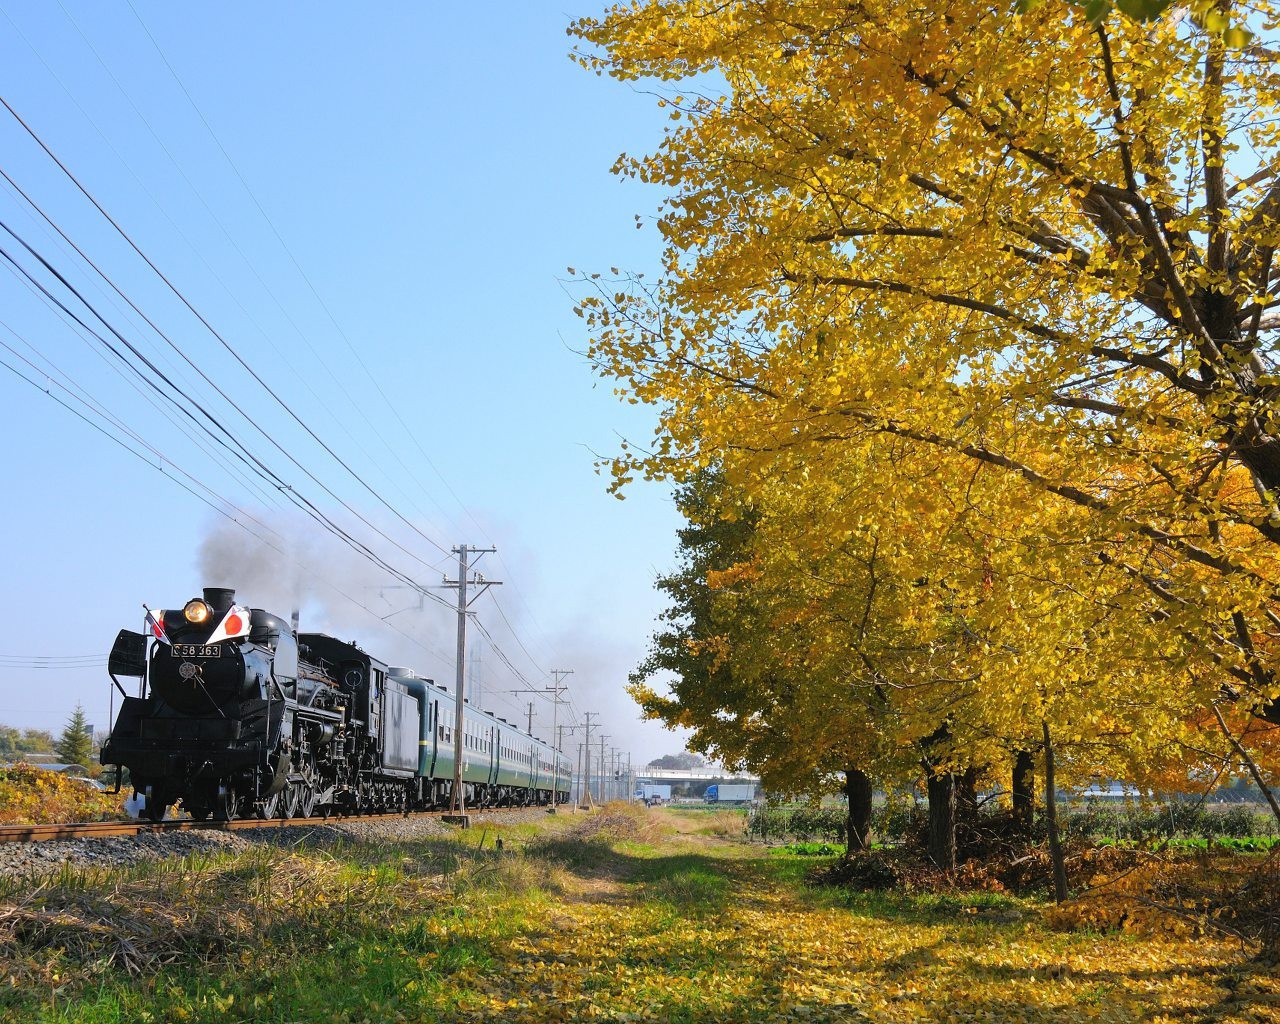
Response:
[3,806,1276,1023]
[436,818,1279,1024]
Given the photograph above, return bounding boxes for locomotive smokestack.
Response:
[290,608,300,633]
[204,588,235,614]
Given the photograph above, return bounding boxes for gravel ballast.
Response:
[0,807,558,878]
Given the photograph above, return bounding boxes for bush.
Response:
[1061,801,1277,843]
[0,763,123,824]
[872,803,927,844]
[745,807,846,842]
[812,851,905,891]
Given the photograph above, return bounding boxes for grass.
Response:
[1,802,1276,1022]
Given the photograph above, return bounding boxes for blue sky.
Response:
[0,2,690,765]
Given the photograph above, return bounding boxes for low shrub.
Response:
[1062,801,1277,842]
[0,762,123,824]
[745,807,846,842]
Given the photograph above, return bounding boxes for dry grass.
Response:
[563,801,668,843]
[689,809,749,838]
[0,843,460,990]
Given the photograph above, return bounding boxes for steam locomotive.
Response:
[101,587,571,821]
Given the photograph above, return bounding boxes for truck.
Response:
[704,783,756,803]
[639,783,671,805]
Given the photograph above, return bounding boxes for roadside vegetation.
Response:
[0,764,121,825]
[2,803,1278,1022]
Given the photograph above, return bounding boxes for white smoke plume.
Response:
[198,511,457,680]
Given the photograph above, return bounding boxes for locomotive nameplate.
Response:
[172,644,224,658]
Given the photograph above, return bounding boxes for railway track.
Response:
[0,808,516,844]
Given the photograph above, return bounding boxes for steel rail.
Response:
[0,807,529,844]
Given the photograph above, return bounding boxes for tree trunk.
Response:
[957,765,979,820]
[926,770,957,870]
[1012,749,1035,833]
[844,767,873,855]
[1042,721,1069,902]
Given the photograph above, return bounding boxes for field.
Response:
[1,805,1278,1023]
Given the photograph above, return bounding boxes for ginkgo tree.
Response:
[635,425,1242,870]
[571,0,1280,761]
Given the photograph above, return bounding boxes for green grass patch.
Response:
[772,841,842,857]
[1,809,1274,1023]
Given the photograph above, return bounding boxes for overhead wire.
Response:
[0,173,454,581]
[0,263,287,514]
[51,0,463,537]
[0,52,581,727]
[0,93,455,565]
[0,201,463,672]
[103,10,575,693]
[0,217,458,612]
[0,339,457,673]
[123,1,479,542]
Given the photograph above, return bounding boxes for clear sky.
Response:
[0,2,692,767]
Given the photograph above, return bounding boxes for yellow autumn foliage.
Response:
[0,762,123,824]
[573,0,1280,797]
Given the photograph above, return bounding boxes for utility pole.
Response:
[557,723,574,810]
[524,701,535,734]
[510,668,573,810]
[575,743,584,806]
[597,733,610,803]
[581,712,598,808]
[548,669,572,810]
[443,545,499,818]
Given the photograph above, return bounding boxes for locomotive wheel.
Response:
[256,791,281,819]
[214,789,239,822]
[142,797,168,823]
[279,784,301,820]
[296,784,318,819]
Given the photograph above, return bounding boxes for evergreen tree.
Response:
[55,704,94,769]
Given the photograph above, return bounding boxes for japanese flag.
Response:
[206,605,251,645]
[143,605,170,645]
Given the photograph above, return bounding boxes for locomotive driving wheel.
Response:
[279,783,301,820]
[256,791,281,819]
[296,783,317,819]
[214,788,239,821]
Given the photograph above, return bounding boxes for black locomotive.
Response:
[101,587,571,821]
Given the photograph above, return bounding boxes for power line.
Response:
[0,218,457,613]
[0,84,563,700]
[124,1,481,542]
[50,1,465,538]
[0,93,453,564]
[0,342,457,674]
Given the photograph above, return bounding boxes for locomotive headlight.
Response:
[183,599,212,624]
